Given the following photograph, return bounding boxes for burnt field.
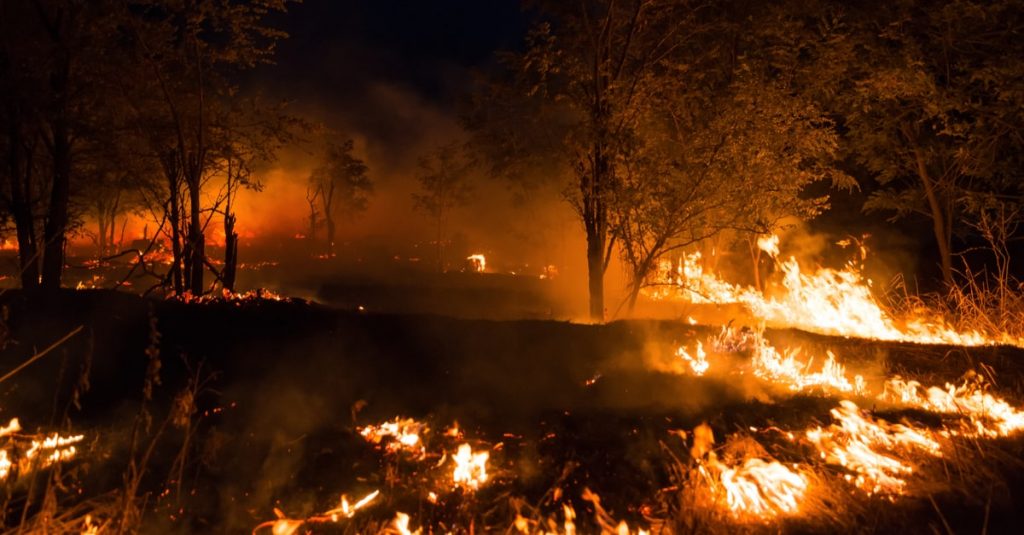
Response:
[2,290,1024,533]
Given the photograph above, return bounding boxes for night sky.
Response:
[247,0,528,153]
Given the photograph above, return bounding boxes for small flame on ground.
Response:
[452,443,489,490]
[393,511,422,535]
[676,341,709,376]
[359,417,427,456]
[253,489,380,534]
[750,334,866,395]
[690,423,809,520]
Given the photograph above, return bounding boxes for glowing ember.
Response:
[452,443,489,490]
[23,432,84,469]
[393,511,422,535]
[467,253,486,272]
[174,288,286,304]
[562,503,576,535]
[804,401,941,496]
[675,341,709,376]
[324,490,380,520]
[444,422,462,439]
[0,450,11,481]
[0,418,21,437]
[359,417,427,456]
[254,489,380,534]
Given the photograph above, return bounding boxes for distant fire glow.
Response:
[467,254,486,273]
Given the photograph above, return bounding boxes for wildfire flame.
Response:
[359,417,427,456]
[880,375,1024,438]
[22,432,84,470]
[749,334,866,395]
[452,443,489,490]
[393,511,422,535]
[467,254,486,273]
[675,341,709,376]
[649,235,1020,347]
[804,401,941,496]
[690,423,809,520]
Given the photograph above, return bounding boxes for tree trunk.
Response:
[325,216,335,257]
[186,176,204,295]
[6,121,39,289]
[586,230,605,322]
[223,213,237,292]
[97,201,108,258]
[582,143,609,323]
[912,147,953,285]
[162,157,184,294]
[749,239,762,292]
[41,116,71,290]
[436,212,445,273]
[307,201,317,244]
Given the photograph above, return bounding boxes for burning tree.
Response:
[307,139,372,256]
[413,143,473,272]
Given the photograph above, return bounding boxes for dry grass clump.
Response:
[943,267,1024,344]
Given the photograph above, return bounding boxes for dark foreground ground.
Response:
[1,289,1024,533]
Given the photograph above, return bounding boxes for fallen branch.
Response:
[0,326,85,385]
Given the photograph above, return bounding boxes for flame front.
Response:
[881,375,1024,438]
[649,235,1020,347]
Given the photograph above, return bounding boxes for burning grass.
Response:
[647,234,1024,348]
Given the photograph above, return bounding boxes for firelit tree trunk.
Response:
[582,143,611,323]
[223,212,237,292]
[96,201,108,258]
[186,175,204,295]
[913,150,954,286]
[223,163,238,292]
[162,155,184,294]
[585,227,605,322]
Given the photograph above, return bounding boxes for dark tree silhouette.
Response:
[308,139,372,256]
[413,143,474,272]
